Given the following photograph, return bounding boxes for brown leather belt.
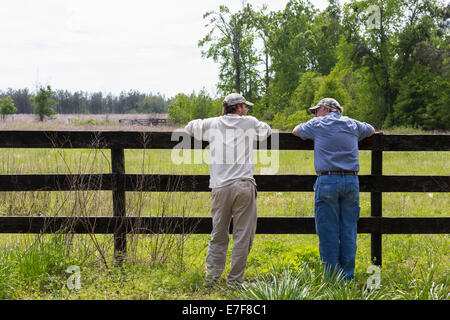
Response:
[318,171,357,176]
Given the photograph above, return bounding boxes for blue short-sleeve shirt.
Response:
[296,112,374,173]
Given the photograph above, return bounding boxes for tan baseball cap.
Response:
[309,98,343,114]
[223,93,254,107]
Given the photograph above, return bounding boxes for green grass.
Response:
[0,132,448,300]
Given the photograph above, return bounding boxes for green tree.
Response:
[265,0,317,111]
[393,62,449,130]
[31,86,56,121]
[136,95,169,114]
[249,5,278,96]
[168,93,192,124]
[314,76,352,112]
[199,5,262,101]
[270,72,321,130]
[0,96,17,120]
[191,91,222,119]
[341,0,447,128]
[167,91,222,125]
[342,0,404,126]
[289,71,323,114]
[308,0,342,75]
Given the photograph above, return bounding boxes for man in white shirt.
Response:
[184,93,271,286]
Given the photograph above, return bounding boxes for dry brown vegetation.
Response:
[0,113,180,131]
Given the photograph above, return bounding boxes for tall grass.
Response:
[0,232,80,298]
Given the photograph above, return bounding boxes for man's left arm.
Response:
[254,120,272,141]
[184,118,212,141]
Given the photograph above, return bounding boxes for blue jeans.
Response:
[314,174,360,280]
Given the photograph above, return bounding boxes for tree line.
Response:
[195,0,449,130]
[0,87,170,119]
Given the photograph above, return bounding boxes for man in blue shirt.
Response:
[292,98,375,280]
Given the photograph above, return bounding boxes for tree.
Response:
[249,5,277,96]
[340,0,448,128]
[199,4,262,101]
[308,0,342,75]
[1,88,33,113]
[289,71,323,114]
[31,85,56,121]
[342,0,404,126]
[0,96,17,121]
[135,95,169,114]
[263,0,317,112]
[393,62,449,130]
[168,91,222,124]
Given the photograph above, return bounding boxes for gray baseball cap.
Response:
[223,93,254,107]
[309,98,343,114]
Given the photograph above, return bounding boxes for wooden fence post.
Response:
[371,134,383,266]
[111,148,127,265]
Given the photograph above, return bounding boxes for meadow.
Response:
[0,121,448,300]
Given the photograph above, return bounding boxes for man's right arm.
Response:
[292,121,314,140]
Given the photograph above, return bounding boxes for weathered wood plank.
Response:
[0,174,112,191]
[0,216,448,234]
[371,149,383,265]
[380,134,450,151]
[0,131,205,149]
[0,131,448,151]
[0,174,448,192]
[111,148,127,263]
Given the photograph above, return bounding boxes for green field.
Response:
[0,142,449,300]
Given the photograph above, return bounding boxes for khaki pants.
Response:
[206,179,257,283]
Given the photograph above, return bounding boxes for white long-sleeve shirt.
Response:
[184,114,271,189]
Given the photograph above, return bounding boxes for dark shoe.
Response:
[205,276,219,288]
[227,279,244,289]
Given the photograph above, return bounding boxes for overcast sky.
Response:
[0,0,334,98]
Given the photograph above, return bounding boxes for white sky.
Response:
[0,0,333,98]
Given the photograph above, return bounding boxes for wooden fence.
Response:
[118,118,169,126]
[0,130,449,265]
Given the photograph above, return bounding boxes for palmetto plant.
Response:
[235,262,390,300]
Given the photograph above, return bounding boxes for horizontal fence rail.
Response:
[0,217,448,235]
[0,130,449,150]
[0,130,449,266]
[0,174,448,192]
